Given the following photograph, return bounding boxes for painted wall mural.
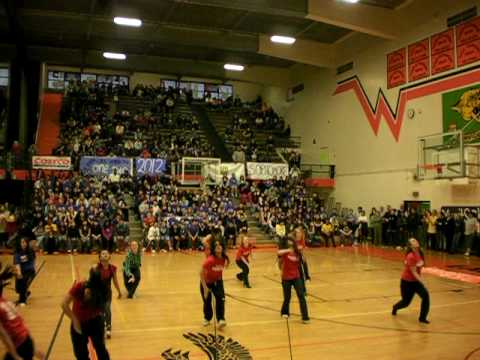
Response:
[334,66,480,141]
[443,84,480,143]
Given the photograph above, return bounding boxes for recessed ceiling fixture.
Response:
[342,0,360,3]
[103,52,127,60]
[270,35,296,45]
[113,17,142,27]
[224,64,244,71]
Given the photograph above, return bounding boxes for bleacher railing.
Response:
[301,163,336,179]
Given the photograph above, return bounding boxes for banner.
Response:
[387,48,407,89]
[246,162,289,180]
[431,29,455,75]
[205,163,245,184]
[80,156,133,176]
[136,158,167,177]
[32,156,71,170]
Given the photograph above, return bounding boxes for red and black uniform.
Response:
[235,245,252,287]
[97,263,117,332]
[280,251,309,321]
[0,297,34,360]
[392,251,430,322]
[69,282,110,360]
[201,255,226,322]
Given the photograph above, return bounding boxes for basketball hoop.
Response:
[419,163,444,174]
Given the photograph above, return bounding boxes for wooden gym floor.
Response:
[1,246,480,360]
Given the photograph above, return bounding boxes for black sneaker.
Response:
[392,307,397,316]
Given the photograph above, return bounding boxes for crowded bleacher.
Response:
[0,79,477,259]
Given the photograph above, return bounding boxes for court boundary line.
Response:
[225,292,480,336]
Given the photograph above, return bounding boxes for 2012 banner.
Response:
[32,156,72,170]
[246,162,289,180]
[80,156,133,176]
[136,158,167,177]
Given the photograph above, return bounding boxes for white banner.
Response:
[32,156,71,170]
[246,162,289,180]
[205,163,245,184]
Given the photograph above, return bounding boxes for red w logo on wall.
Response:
[333,67,480,141]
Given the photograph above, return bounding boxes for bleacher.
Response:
[206,107,299,162]
[115,96,213,156]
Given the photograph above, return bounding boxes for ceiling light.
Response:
[270,35,296,45]
[113,17,142,27]
[224,64,244,71]
[342,0,360,3]
[103,52,126,60]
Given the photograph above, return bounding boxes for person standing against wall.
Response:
[369,208,382,246]
[464,211,477,257]
[425,210,438,250]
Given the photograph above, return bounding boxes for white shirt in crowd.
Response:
[147,226,160,241]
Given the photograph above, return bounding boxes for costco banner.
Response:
[136,158,167,177]
[246,162,289,180]
[32,156,71,170]
[80,156,133,176]
[205,163,245,184]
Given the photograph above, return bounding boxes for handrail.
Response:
[301,163,336,179]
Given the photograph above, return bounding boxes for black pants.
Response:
[123,268,141,298]
[281,278,309,321]
[70,316,110,360]
[104,293,112,330]
[393,279,430,321]
[445,233,454,253]
[200,280,225,321]
[4,335,34,360]
[45,236,57,253]
[235,260,250,286]
[15,269,35,303]
[427,233,437,250]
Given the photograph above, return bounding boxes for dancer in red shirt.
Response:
[96,250,122,339]
[235,231,253,288]
[278,237,310,323]
[0,263,44,360]
[392,238,430,324]
[200,240,229,328]
[62,268,111,359]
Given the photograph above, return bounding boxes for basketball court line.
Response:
[113,296,480,336]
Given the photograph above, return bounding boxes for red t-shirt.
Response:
[401,251,424,282]
[296,233,306,250]
[69,282,102,323]
[203,255,226,284]
[281,252,301,281]
[0,298,29,347]
[236,245,252,262]
[97,263,117,290]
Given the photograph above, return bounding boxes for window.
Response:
[47,70,129,90]
[0,68,8,87]
[81,73,96,82]
[161,79,177,89]
[218,85,233,100]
